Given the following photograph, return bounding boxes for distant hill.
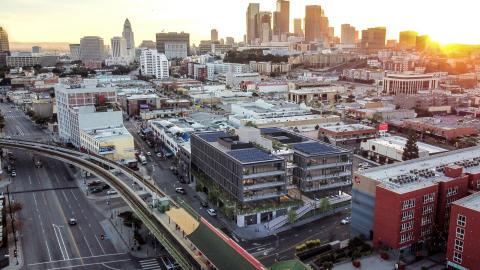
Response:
[10,42,70,53]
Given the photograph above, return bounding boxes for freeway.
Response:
[0,104,137,269]
[0,139,202,270]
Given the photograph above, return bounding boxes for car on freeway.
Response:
[175,187,186,194]
[341,217,351,225]
[89,187,102,194]
[106,190,117,195]
[206,208,217,217]
[68,218,77,225]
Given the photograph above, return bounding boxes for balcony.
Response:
[242,170,285,179]
[243,191,286,202]
[243,181,286,191]
[301,180,352,192]
[304,171,351,182]
[306,161,352,171]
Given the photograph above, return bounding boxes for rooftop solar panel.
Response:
[292,142,342,156]
[197,131,228,142]
[260,127,283,134]
[228,148,280,163]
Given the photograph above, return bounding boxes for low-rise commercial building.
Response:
[360,135,447,163]
[319,124,377,146]
[383,73,441,95]
[80,126,135,161]
[288,87,339,105]
[400,117,478,141]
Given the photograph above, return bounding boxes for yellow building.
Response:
[80,126,135,162]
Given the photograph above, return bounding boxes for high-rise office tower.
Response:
[399,30,418,50]
[156,32,190,58]
[246,3,260,44]
[111,37,128,58]
[0,27,9,52]
[122,18,135,50]
[211,29,218,42]
[416,35,430,52]
[225,37,235,45]
[341,24,356,45]
[275,0,289,35]
[361,27,386,50]
[69,44,81,61]
[122,18,135,61]
[256,11,272,43]
[80,36,105,62]
[293,18,303,37]
[304,5,322,42]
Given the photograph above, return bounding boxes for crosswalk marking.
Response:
[139,259,162,270]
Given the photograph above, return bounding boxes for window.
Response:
[457,214,466,227]
[422,204,434,215]
[402,199,416,210]
[423,193,435,204]
[456,227,465,240]
[401,210,414,221]
[421,226,432,237]
[399,232,413,244]
[477,180,480,189]
[453,251,462,264]
[400,221,413,232]
[454,239,464,252]
[447,186,459,197]
[421,215,432,226]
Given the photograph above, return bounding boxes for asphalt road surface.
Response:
[1,103,140,269]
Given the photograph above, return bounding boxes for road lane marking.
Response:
[70,189,78,201]
[78,226,93,256]
[94,234,106,255]
[27,252,128,266]
[52,224,67,260]
[44,258,131,270]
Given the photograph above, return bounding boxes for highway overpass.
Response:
[0,139,265,270]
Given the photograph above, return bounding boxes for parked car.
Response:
[200,200,208,207]
[87,180,102,186]
[341,217,351,225]
[206,208,217,217]
[68,218,77,225]
[146,152,152,156]
[89,187,102,194]
[175,187,186,194]
[10,170,16,177]
[102,184,110,190]
[106,190,117,195]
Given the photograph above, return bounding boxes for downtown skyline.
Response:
[1,0,480,46]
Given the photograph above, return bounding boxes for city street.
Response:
[0,103,141,269]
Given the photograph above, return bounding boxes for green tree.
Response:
[319,198,332,212]
[287,209,297,224]
[402,133,419,161]
[322,261,334,270]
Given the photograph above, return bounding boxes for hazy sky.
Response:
[1,0,479,45]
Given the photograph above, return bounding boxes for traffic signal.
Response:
[100,234,105,240]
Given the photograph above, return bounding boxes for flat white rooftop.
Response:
[366,135,447,154]
[359,146,480,194]
[454,193,480,211]
[321,124,375,133]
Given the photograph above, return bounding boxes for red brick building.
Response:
[352,146,480,264]
[446,194,480,270]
